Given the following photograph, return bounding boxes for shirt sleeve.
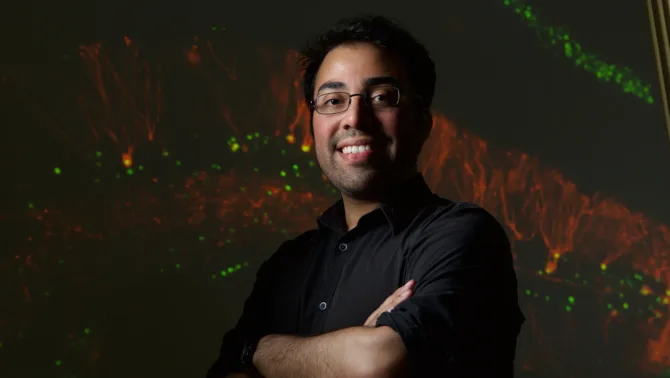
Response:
[205,239,294,378]
[375,204,524,377]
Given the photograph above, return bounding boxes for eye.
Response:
[325,98,342,105]
[369,87,399,106]
[317,93,348,108]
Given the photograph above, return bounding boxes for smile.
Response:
[337,144,374,163]
[340,144,371,154]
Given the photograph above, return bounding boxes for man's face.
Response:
[311,42,426,199]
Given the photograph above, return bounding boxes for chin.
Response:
[333,172,388,199]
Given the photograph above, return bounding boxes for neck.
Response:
[341,195,382,231]
[341,169,419,230]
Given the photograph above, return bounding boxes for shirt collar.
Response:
[316,173,438,236]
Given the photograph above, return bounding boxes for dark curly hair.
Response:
[300,15,436,115]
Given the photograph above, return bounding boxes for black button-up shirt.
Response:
[208,174,525,377]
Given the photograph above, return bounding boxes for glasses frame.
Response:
[309,87,402,115]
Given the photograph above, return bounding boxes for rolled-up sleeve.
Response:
[376,205,524,376]
[206,240,292,378]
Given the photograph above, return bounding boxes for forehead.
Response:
[314,42,406,93]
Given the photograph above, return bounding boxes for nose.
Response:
[341,95,367,130]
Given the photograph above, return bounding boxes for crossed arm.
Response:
[252,325,407,378]
[251,281,414,378]
[223,281,415,378]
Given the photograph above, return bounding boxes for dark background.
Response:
[2,1,669,377]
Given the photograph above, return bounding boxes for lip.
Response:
[335,138,374,151]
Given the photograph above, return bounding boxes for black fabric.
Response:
[207,174,525,377]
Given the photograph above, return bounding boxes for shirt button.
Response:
[319,301,328,311]
[338,243,348,252]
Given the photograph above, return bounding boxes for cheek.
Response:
[377,112,405,140]
[312,118,335,153]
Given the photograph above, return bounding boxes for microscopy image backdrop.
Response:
[2,1,670,377]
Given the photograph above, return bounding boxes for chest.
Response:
[299,234,410,334]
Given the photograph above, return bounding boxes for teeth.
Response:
[341,145,371,154]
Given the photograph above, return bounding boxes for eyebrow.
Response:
[315,76,400,95]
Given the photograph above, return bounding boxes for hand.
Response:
[364,280,415,327]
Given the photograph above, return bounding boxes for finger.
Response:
[394,280,415,294]
[387,288,413,310]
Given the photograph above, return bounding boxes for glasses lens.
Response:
[369,87,400,108]
[316,92,349,114]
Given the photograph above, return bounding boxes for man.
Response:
[207,15,525,378]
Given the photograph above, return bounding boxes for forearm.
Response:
[253,326,407,378]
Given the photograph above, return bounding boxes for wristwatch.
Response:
[240,337,261,377]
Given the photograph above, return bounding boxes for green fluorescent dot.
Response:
[504,0,653,103]
[280,170,287,177]
[292,164,299,170]
[162,150,169,157]
[235,264,241,270]
[55,360,63,366]
[198,236,205,241]
[267,190,273,196]
[95,151,102,157]
[525,289,531,296]
[27,202,34,209]
[126,168,134,175]
[565,305,572,312]
[220,270,227,277]
[623,302,629,310]
[84,328,91,335]
[284,185,292,191]
[53,167,61,175]
[175,264,181,268]
[227,267,234,273]
[175,160,181,166]
[568,296,575,304]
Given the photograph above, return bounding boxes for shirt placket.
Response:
[310,239,351,334]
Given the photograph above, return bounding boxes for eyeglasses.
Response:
[309,86,401,115]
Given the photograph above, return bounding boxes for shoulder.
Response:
[406,199,511,263]
[405,200,513,276]
[255,228,319,278]
[268,229,320,262]
[418,199,505,238]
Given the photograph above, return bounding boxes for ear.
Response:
[419,108,433,142]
